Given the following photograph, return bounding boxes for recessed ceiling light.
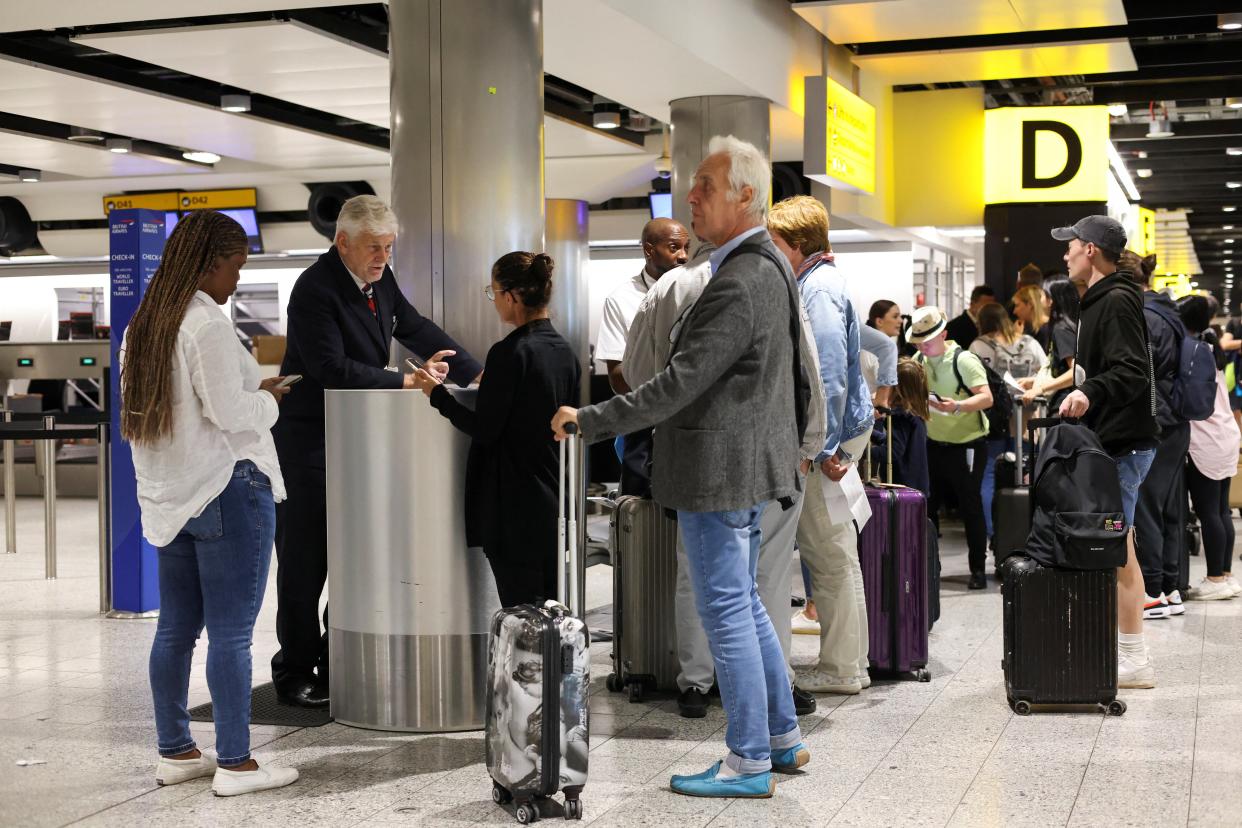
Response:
[17,169,40,182]
[1228,148,1242,157]
[1229,182,1242,189]
[1225,206,1238,213]
[1226,225,1236,230]
[1137,168,1154,178]
[1137,150,1148,159]
[1108,103,1129,117]
[1228,98,1242,110]
[593,110,621,129]
[1226,259,1235,264]
[1227,239,1236,244]
[1146,117,1175,138]
[181,150,221,164]
[220,93,251,113]
[105,138,131,154]
[1220,13,1242,30]
[66,126,103,143]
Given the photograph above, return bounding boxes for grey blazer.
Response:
[578,230,802,512]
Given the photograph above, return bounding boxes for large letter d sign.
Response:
[1021,121,1082,189]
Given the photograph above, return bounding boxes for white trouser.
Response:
[675,479,806,692]
[796,428,873,679]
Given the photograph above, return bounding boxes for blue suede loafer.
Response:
[771,743,811,773]
[670,764,775,798]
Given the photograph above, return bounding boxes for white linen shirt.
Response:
[595,270,656,365]
[124,291,286,546]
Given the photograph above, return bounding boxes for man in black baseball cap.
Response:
[1051,214,1160,690]
[1050,215,1129,258]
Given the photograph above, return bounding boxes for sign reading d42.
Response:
[984,106,1109,204]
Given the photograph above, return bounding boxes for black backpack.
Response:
[1145,300,1216,422]
[1025,420,1127,570]
[950,349,1011,439]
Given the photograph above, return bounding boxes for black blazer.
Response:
[429,318,580,558]
[275,246,483,465]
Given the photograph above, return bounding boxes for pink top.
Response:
[1188,372,1241,481]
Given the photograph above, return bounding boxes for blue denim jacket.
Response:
[799,260,873,462]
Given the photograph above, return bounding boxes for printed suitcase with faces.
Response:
[485,428,589,823]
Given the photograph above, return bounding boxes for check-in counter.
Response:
[325,387,500,732]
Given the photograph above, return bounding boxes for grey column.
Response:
[669,96,771,235]
[544,198,590,407]
[389,0,545,362]
[325,0,543,733]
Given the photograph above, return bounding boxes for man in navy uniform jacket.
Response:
[272,195,482,707]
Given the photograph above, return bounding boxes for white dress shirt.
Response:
[124,291,286,546]
[595,269,656,366]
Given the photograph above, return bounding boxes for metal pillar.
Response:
[3,409,14,554]
[669,96,771,236]
[389,0,545,363]
[42,415,55,580]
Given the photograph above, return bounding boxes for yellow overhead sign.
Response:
[102,188,257,216]
[1152,274,1192,299]
[803,76,876,195]
[984,106,1109,204]
[102,192,179,215]
[178,188,257,210]
[1136,207,1156,257]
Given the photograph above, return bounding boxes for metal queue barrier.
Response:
[324,388,504,732]
[0,412,112,610]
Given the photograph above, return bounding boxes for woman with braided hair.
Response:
[121,209,299,796]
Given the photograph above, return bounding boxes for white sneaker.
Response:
[1166,589,1186,616]
[212,763,299,797]
[1186,578,1235,601]
[791,609,821,636]
[1225,575,1242,597]
[857,673,872,690]
[1142,594,1171,620]
[1118,653,1156,689]
[798,669,861,695]
[156,751,217,786]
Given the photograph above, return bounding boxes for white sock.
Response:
[1118,632,1146,662]
[716,760,742,779]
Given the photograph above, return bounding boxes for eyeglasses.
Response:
[484,284,508,301]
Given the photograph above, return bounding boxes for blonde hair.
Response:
[1014,285,1049,330]
[892,358,930,421]
[767,195,829,256]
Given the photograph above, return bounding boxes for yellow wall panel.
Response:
[893,88,985,228]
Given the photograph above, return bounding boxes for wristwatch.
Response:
[953,401,962,414]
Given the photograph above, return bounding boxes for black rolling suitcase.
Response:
[485,426,589,823]
[992,397,1040,568]
[1000,417,1128,717]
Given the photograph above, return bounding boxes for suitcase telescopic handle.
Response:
[870,406,894,485]
[557,423,580,615]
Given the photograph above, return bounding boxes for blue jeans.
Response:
[1115,449,1155,530]
[980,436,1008,539]
[678,505,802,774]
[149,461,275,766]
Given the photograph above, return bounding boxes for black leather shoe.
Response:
[967,572,987,590]
[677,688,708,719]
[276,680,329,708]
[792,685,817,716]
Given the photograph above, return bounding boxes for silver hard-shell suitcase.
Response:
[485,427,589,823]
[605,495,679,701]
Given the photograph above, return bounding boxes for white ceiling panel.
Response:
[0,57,389,170]
[794,0,1126,44]
[0,0,369,33]
[77,22,391,129]
[545,115,647,157]
[0,130,201,179]
[852,39,1136,86]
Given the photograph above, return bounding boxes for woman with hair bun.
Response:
[412,251,580,606]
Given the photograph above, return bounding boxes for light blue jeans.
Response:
[149,461,275,766]
[678,505,802,774]
[1115,448,1156,530]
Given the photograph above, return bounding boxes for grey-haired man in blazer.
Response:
[552,135,811,799]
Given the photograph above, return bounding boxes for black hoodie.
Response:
[1075,270,1159,455]
[1143,289,1186,432]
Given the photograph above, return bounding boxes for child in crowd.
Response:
[876,357,931,497]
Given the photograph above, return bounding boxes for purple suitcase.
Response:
[859,414,931,681]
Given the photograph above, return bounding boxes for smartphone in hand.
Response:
[406,356,426,372]
[275,374,302,389]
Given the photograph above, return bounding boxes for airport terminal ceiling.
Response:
[0,0,1238,299]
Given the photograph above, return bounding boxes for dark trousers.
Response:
[1186,458,1235,579]
[271,464,330,689]
[619,427,653,498]
[486,549,556,609]
[1134,423,1191,597]
[927,439,988,575]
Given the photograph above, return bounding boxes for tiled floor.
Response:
[2,496,1241,827]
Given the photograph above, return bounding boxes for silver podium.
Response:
[325,388,500,731]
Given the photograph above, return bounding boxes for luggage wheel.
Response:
[564,798,583,820]
[605,673,622,693]
[1012,699,1032,716]
[492,782,513,805]
[628,682,644,703]
[1105,699,1127,717]
[913,668,931,683]
[515,798,546,824]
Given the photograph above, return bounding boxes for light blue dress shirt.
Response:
[708,225,767,275]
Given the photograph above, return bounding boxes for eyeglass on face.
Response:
[484,283,508,301]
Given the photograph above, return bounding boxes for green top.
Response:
[919,342,989,444]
